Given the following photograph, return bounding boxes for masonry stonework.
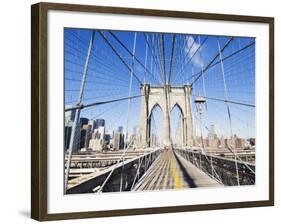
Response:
[139,84,194,148]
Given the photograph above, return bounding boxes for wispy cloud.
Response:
[185,36,204,68]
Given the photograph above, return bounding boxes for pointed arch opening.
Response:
[170,103,185,147]
[148,103,163,147]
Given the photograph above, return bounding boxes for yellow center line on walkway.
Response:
[168,151,183,189]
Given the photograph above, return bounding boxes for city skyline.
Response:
[65,111,253,152]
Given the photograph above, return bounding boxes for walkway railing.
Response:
[175,148,255,186]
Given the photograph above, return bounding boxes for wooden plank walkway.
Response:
[133,149,221,191]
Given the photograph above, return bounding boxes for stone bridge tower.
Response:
[139,84,194,148]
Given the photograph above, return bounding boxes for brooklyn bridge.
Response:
[64,28,255,194]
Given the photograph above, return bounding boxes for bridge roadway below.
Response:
[133,148,221,191]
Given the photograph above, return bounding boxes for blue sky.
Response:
[64,28,255,142]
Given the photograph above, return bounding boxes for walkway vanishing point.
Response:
[133,148,221,190]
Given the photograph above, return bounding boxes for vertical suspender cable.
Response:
[168,34,176,85]
[191,65,198,147]
[150,40,154,85]
[198,36,214,177]
[161,34,167,85]
[217,38,240,185]
[198,36,207,109]
[192,65,195,94]
[144,40,148,84]
[64,31,95,193]
[120,32,138,191]
[131,113,160,191]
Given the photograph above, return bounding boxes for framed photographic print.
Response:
[31,2,274,221]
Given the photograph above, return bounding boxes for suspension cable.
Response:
[191,37,234,86]
[119,32,138,191]
[173,36,208,85]
[192,94,255,108]
[193,115,255,174]
[108,31,155,83]
[217,38,240,185]
[64,31,95,193]
[98,31,143,85]
[130,113,161,190]
[168,34,176,84]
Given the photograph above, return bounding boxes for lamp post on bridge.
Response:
[194,95,215,178]
[194,96,206,169]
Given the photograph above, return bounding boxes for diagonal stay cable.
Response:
[64,31,95,193]
[130,112,161,191]
[192,94,255,107]
[98,56,141,192]
[65,94,143,112]
[119,32,138,191]
[170,35,197,84]
[144,33,164,84]
[108,31,157,81]
[131,91,166,191]
[172,36,208,85]
[191,37,234,86]
[98,31,143,85]
[65,91,161,112]
[193,115,255,174]
[184,41,255,85]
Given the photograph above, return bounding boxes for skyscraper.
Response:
[64,106,76,151]
[64,126,72,151]
[113,132,124,150]
[80,117,89,126]
[88,119,96,131]
[65,105,76,124]
[80,124,92,150]
[89,119,105,131]
[89,126,105,151]
[117,126,123,133]
[208,124,217,139]
[95,119,105,129]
